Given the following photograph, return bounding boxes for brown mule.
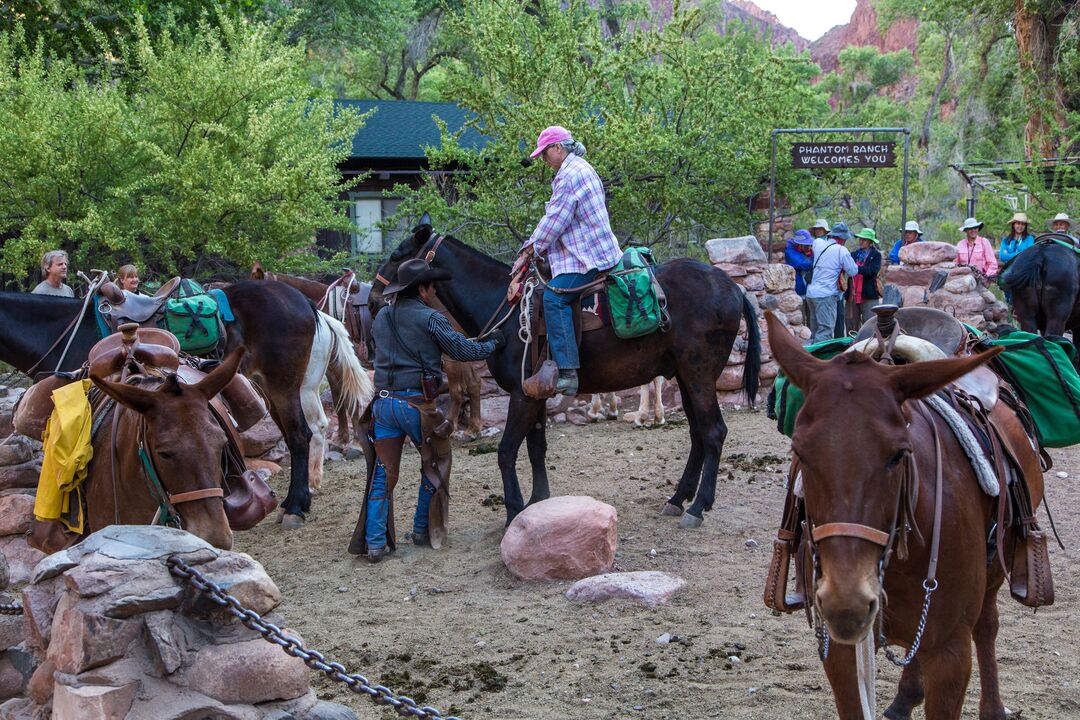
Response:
[766,312,1045,720]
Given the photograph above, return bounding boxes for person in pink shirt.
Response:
[956,217,999,278]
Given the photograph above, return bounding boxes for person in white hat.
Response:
[888,220,924,264]
[999,212,1035,267]
[809,219,830,239]
[957,217,998,278]
[1050,213,1076,239]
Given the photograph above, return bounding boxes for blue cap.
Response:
[827,222,852,241]
[792,229,813,245]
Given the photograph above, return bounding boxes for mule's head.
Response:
[92,348,246,550]
[250,261,266,280]
[766,313,1000,643]
[369,217,435,315]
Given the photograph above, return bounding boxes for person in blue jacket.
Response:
[889,220,924,264]
[1000,212,1035,266]
[784,229,814,326]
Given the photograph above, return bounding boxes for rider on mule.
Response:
[354,258,504,563]
[32,250,75,298]
[511,125,622,397]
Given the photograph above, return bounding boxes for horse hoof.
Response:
[679,513,703,529]
[660,502,683,517]
[275,508,285,524]
[281,514,305,530]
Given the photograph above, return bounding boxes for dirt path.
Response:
[235,409,1080,719]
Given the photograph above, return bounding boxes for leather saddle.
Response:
[522,285,608,400]
[854,306,966,356]
[98,276,182,325]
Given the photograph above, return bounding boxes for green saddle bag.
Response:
[770,336,854,437]
[606,247,668,339]
[162,279,221,355]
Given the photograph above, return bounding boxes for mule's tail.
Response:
[740,292,761,407]
[319,312,374,417]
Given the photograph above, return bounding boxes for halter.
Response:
[136,418,224,528]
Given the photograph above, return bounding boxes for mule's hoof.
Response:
[679,512,704,529]
[275,508,285,524]
[660,502,683,517]
[281,513,305,530]
[883,708,910,720]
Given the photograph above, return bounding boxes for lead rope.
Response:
[517,277,539,386]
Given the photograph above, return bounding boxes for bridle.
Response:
[799,398,943,667]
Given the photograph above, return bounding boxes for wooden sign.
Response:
[791,142,896,169]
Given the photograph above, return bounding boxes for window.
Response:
[352,197,383,254]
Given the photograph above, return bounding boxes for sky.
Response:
[752,0,858,41]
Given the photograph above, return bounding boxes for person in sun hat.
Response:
[510,125,622,397]
[805,222,857,343]
[888,220,924,265]
[1049,212,1077,242]
[785,229,815,326]
[351,258,505,564]
[850,228,883,324]
[809,218,830,240]
[956,217,998,278]
[999,211,1035,267]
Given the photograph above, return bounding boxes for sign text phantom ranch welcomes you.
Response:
[791,142,897,169]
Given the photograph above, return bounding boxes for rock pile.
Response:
[4,525,357,720]
[705,236,798,405]
[0,389,47,590]
[500,496,617,581]
[889,242,1009,330]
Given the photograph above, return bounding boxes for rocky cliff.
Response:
[810,0,918,73]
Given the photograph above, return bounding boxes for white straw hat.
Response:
[959,217,984,232]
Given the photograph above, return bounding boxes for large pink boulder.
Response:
[899,241,957,266]
[500,496,617,581]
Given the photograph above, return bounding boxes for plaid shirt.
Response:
[524,153,622,276]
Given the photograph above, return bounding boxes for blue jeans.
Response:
[365,393,435,550]
[543,269,599,370]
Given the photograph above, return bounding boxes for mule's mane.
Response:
[394,224,511,273]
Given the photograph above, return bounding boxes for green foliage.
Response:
[389,0,827,259]
[0,14,366,281]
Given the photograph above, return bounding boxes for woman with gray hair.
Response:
[511,125,622,396]
[32,250,74,297]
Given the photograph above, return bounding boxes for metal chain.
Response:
[0,602,23,615]
[881,578,937,667]
[166,556,462,720]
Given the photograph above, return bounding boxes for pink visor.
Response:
[530,126,573,158]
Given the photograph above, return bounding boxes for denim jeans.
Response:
[807,295,839,344]
[543,269,599,370]
[365,392,434,550]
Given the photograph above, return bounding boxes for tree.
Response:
[388,0,826,258]
[0,14,366,282]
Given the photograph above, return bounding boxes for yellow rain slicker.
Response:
[33,380,94,533]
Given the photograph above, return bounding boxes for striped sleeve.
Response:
[427,313,496,361]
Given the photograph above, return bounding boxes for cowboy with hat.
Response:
[1050,212,1076,239]
[850,228,884,324]
[350,257,504,563]
[1000,211,1035,267]
[888,220,924,265]
[957,217,999,278]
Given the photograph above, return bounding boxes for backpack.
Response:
[606,247,668,339]
[162,279,221,355]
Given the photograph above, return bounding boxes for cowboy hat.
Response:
[811,218,830,232]
[827,222,852,241]
[903,220,923,235]
[1050,212,1072,229]
[1009,212,1029,226]
[383,258,452,295]
[854,228,880,244]
[530,126,573,158]
[960,217,984,232]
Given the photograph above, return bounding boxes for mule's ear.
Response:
[765,312,823,392]
[887,346,1005,401]
[419,211,432,227]
[92,374,158,415]
[192,348,245,401]
[251,262,265,280]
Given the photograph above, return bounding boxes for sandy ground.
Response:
[235,408,1080,720]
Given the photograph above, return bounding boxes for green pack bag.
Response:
[977,329,1080,448]
[607,247,667,339]
[770,336,854,437]
[162,279,221,355]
